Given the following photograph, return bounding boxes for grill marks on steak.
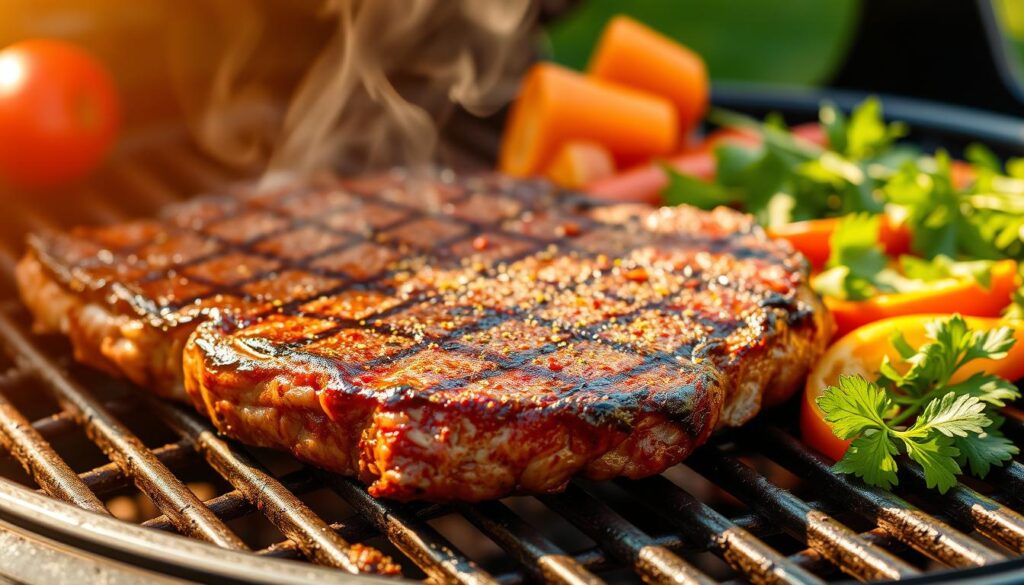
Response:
[18,171,831,501]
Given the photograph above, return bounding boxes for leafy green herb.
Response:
[812,214,997,301]
[660,164,733,209]
[817,315,1020,493]
[675,97,1024,264]
[694,98,911,227]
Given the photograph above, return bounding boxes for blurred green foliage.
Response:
[544,0,862,86]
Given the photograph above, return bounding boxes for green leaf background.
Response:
[543,0,862,85]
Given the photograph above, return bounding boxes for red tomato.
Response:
[0,39,120,188]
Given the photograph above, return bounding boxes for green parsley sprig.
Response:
[813,214,996,301]
[664,97,1024,264]
[664,97,914,227]
[817,315,1020,492]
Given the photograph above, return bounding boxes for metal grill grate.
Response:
[0,110,1019,584]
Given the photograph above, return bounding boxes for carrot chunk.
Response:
[499,63,677,177]
[588,16,709,135]
[545,141,616,189]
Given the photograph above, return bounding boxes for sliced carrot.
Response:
[545,141,616,189]
[588,16,708,134]
[499,63,677,177]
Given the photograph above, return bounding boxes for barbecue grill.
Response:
[0,64,1023,584]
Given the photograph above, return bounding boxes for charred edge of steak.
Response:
[15,252,188,399]
[183,321,726,502]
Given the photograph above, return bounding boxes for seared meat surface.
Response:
[18,171,831,501]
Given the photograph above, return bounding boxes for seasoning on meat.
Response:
[16,170,832,501]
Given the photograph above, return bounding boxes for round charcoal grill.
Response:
[0,87,1022,584]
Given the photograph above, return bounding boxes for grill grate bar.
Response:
[0,375,109,514]
[622,475,825,585]
[787,528,904,579]
[687,451,920,581]
[256,504,447,560]
[989,462,1024,507]
[28,410,77,438]
[494,533,693,585]
[898,461,1024,553]
[30,401,134,440]
[0,308,249,550]
[460,500,607,585]
[151,400,370,573]
[76,439,195,497]
[541,483,717,585]
[759,426,1005,567]
[143,469,318,531]
[322,472,500,585]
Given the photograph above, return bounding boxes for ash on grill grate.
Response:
[0,136,1018,585]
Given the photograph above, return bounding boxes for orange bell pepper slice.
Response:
[499,63,678,177]
[588,15,709,135]
[767,214,912,270]
[825,259,1018,339]
[802,313,1024,461]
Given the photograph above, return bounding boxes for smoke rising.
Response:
[168,0,535,176]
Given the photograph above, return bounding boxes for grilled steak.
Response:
[17,171,832,501]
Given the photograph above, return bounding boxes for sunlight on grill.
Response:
[0,109,1019,583]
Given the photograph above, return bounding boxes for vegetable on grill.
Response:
[588,15,709,134]
[499,63,677,177]
[544,140,616,189]
[809,314,1022,492]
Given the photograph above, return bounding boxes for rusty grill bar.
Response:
[0,119,1016,584]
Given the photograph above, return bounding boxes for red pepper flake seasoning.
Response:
[547,357,564,372]
[624,267,648,282]
[472,235,489,251]
[556,222,580,237]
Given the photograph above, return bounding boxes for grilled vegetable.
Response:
[767,214,911,269]
[545,140,615,189]
[811,214,1017,337]
[588,15,708,134]
[499,63,677,176]
[808,315,1021,492]
[803,313,1024,461]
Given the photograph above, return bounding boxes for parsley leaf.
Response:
[817,375,893,438]
[845,96,907,160]
[902,434,962,493]
[812,216,996,301]
[814,214,888,300]
[943,373,1022,407]
[908,392,988,438]
[833,430,900,491]
[955,428,1019,477]
[817,315,1021,493]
